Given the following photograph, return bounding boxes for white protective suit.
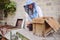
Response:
[24,0,43,22]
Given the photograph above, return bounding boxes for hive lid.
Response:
[32,17,45,24]
[45,18,60,32]
[32,17,53,24]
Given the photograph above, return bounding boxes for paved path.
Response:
[17,29,60,40]
[4,29,60,40]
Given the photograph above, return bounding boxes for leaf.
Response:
[4,1,16,13]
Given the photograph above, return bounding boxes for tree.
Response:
[0,0,16,17]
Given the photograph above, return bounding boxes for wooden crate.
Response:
[32,17,45,36]
[33,22,46,36]
[32,17,60,37]
[36,23,45,36]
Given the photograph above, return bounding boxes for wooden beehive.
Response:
[32,17,45,36]
[32,17,60,37]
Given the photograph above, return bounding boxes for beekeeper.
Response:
[24,0,43,27]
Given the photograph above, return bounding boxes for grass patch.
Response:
[16,32,29,40]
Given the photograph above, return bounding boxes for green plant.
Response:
[16,32,29,40]
[4,1,16,17]
[0,0,10,9]
[4,1,16,13]
[0,0,16,17]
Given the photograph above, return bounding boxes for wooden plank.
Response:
[33,24,36,34]
[45,18,60,32]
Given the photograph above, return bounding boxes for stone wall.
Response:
[6,0,60,26]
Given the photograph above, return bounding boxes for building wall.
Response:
[34,0,60,21]
[6,0,26,26]
[6,0,60,26]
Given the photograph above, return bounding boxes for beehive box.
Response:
[32,17,60,37]
[32,17,45,36]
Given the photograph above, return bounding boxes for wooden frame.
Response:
[16,19,23,28]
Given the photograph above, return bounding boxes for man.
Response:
[24,0,43,30]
